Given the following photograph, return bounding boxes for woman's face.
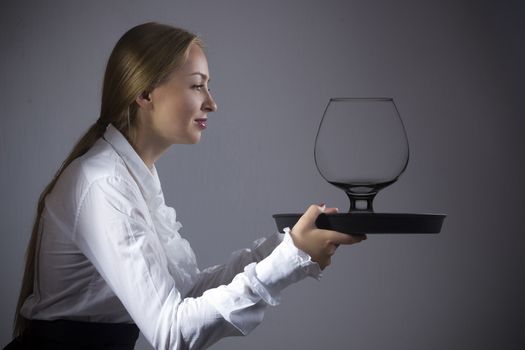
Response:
[139,43,217,145]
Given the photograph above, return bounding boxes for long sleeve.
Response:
[73,175,321,350]
[186,232,285,298]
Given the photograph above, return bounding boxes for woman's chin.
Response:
[189,132,202,144]
[169,132,202,145]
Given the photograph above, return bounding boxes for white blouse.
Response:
[20,123,322,349]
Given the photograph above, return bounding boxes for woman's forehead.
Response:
[180,44,210,79]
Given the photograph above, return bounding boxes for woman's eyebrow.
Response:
[187,72,210,82]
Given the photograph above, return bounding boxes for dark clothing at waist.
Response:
[3,319,140,350]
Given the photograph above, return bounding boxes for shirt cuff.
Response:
[250,232,285,262]
[245,227,322,306]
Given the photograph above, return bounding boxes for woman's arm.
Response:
[73,176,319,349]
[185,231,286,298]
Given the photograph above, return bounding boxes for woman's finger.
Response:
[323,207,339,215]
[326,230,367,245]
[299,204,333,229]
[327,243,339,256]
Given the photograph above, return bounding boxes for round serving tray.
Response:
[273,212,446,234]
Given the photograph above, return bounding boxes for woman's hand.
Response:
[289,204,366,270]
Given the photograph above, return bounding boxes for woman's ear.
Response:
[135,91,152,108]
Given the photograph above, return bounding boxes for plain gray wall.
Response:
[1,0,524,349]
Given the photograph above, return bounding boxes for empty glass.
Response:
[314,98,409,212]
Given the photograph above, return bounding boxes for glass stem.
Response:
[346,192,376,212]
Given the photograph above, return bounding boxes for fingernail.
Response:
[319,204,326,211]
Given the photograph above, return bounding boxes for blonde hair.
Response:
[13,21,204,337]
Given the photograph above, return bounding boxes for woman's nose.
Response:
[203,91,218,112]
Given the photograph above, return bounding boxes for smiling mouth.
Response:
[194,119,207,128]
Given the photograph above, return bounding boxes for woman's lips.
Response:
[194,119,207,129]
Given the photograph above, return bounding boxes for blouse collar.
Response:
[102,123,164,208]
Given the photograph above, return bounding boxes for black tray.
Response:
[273,212,446,234]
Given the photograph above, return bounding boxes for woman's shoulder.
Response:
[42,138,144,239]
[48,138,138,208]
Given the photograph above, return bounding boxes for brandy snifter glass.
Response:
[314,98,409,212]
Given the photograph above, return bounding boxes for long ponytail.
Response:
[13,121,108,337]
[12,21,203,337]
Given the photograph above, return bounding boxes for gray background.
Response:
[1,0,524,349]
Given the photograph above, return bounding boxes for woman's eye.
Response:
[192,84,211,92]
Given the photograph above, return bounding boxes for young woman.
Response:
[5,22,366,350]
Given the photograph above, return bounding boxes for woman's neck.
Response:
[130,125,170,171]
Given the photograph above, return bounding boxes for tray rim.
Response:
[272,212,447,217]
[272,212,446,234]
